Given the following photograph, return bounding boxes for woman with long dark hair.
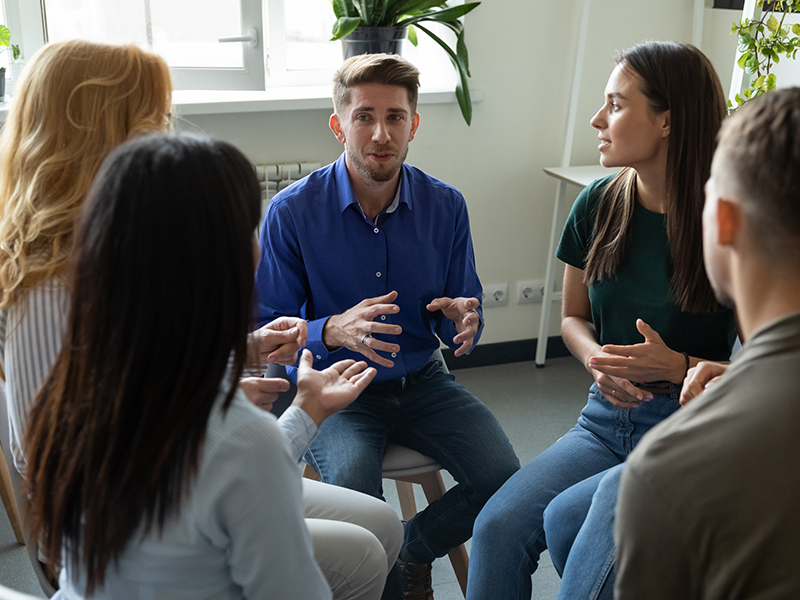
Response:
[22,133,377,599]
[466,41,736,600]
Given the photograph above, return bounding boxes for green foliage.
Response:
[329,0,480,125]
[0,24,21,62]
[728,0,800,111]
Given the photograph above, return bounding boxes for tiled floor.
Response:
[0,356,594,599]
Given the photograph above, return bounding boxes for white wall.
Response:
[177,0,752,346]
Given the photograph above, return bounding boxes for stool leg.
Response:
[448,543,469,596]
[395,480,418,522]
[0,447,24,545]
[417,471,469,597]
[302,463,321,482]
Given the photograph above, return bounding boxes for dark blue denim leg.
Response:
[466,424,621,600]
[305,390,397,499]
[390,366,520,563]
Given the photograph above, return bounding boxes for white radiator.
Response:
[255,162,322,214]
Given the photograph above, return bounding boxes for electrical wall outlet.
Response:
[517,280,544,304]
[483,283,508,307]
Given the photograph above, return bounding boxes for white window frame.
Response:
[3,0,265,93]
[1,0,470,105]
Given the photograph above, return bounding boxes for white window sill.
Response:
[0,86,482,119]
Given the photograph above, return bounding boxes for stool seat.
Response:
[382,444,441,476]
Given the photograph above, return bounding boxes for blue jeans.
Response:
[305,357,520,563]
[466,382,680,600]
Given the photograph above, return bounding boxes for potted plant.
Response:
[330,1,480,125]
[0,24,21,100]
[729,0,800,110]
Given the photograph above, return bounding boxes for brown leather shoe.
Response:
[396,557,434,600]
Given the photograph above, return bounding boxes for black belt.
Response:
[364,358,440,395]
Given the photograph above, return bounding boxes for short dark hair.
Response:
[23,132,262,594]
[333,53,420,114]
[716,87,800,263]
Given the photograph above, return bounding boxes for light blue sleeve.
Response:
[197,405,331,600]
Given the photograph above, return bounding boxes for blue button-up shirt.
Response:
[255,153,484,382]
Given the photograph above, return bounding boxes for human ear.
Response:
[329,113,345,143]
[408,112,420,142]
[660,110,671,138]
[716,198,741,247]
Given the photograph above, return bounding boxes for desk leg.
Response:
[535,181,566,367]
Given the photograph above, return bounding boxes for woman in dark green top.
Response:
[467,42,736,600]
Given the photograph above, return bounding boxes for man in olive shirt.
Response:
[615,88,800,599]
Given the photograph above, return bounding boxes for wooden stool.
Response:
[304,443,469,597]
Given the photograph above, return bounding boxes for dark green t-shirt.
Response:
[556,175,736,361]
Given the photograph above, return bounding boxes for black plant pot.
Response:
[0,68,5,100]
[341,26,407,60]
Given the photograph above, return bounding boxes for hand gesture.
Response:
[239,377,291,412]
[680,361,728,406]
[426,296,481,357]
[293,350,377,426]
[322,291,402,368]
[251,316,309,366]
[588,319,685,384]
[592,368,653,407]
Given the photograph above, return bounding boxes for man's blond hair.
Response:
[333,53,420,115]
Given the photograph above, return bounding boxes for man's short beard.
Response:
[349,145,409,183]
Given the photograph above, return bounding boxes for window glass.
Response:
[44,0,244,68]
[284,0,339,72]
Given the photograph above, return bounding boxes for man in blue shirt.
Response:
[256,54,519,599]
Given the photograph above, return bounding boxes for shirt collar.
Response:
[335,152,413,214]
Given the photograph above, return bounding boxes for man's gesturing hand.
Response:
[293,350,377,426]
[322,291,403,368]
[426,296,481,357]
[251,316,309,366]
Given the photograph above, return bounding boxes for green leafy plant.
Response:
[330,0,480,125]
[0,24,21,62]
[729,0,800,110]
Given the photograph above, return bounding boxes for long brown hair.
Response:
[0,40,172,308]
[584,42,725,313]
[22,134,262,596]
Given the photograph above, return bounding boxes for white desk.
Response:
[535,165,619,367]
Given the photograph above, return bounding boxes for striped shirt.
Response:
[0,279,319,477]
[0,279,70,477]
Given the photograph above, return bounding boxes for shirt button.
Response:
[374,227,379,233]
[380,315,386,321]
[376,272,381,277]
[391,352,397,358]
[315,355,322,360]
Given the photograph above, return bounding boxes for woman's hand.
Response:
[239,377,291,412]
[680,361,728,406]
[250,317,309,366]
[592,368,653,407]
[292,350,376,426]
[588,319,685,384]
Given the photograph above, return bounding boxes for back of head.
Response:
[0,39,172,308]
[23,133,261,595]
[715,87,800,264]
[333,53,420,115]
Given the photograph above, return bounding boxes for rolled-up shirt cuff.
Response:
[276,405,319,463]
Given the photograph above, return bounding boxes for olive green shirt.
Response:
[615,311,800,600]
[556,175,735,361]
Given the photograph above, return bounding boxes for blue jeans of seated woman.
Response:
[466,381,680,600]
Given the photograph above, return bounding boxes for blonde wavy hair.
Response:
[0,40,172,308]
